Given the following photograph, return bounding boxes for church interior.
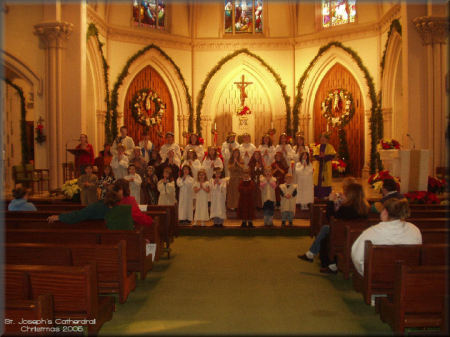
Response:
[1,0,449,335]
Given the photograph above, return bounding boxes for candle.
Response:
[214,122,217,130]
[326,123,329,132]
[271,121,273,129]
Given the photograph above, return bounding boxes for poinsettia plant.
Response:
[378,138,401,150]
[428,176,447,194]
[404,191,441,204]
[237,106,251,116]
[62,179,81,201]
[368,170,400,193]
[332,159,347,174]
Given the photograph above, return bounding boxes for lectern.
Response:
[67,148,90,177]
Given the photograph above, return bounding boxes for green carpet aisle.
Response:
[99,236,392,335]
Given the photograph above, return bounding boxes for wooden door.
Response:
[123,66,174,150]
[313,63,364,177]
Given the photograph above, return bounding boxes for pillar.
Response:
[34,21,73,189]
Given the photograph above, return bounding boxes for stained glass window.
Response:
[133,0,166,30]
[322,0,356,28]
[224,0,263,34]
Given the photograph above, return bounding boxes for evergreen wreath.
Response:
[131,88,165,135]
[321,88,355,128]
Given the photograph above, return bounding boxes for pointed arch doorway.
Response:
[313,63,365,177]
[123,65,174,149]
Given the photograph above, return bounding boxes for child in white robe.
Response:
[124,164,142,204]
[258,134,275,166]
[239,133,256,168]
[183,133,204,161]
[279,174,297,226]
[275,133,294,164]
[295,152,314,210]
[110,144,129,179]
[193,169,210,226]
[157,167,176,206]
[260,167,277,227]
[210,168,227,227]
[159,132,182,166]
[177,165,194,225]
[202,146,223,180]
[222,132,239,177]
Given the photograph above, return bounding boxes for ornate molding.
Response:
[34,21,73,48]
[413,16,449,45]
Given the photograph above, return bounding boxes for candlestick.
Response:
[214,122,217,130]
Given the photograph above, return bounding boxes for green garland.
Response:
[110,44,193,142]
[86,23,112,144]
[195,48,291,137]
[3,78,28,165]
[293,41,382,174]
[130,88,165,135]
[380,19,402,79]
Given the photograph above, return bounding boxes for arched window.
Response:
[225,0,263,34]
[133,0,166,29]
[322,0,356,28]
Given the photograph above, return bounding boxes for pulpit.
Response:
[380,149,429,193]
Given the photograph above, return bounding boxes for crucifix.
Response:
[234,74,253,107]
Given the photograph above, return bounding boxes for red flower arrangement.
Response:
[404,191,441,204]
[428,176,446,194]
[368,170,400,192]
[35,118,46,144]
[378,138,401,150]
[332,159,347,174]
[198,137,204,145]
[237,106,251,116]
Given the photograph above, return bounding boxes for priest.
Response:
[111,126,135,157]
[313,133,336,199]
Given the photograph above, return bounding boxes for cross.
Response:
[234,74,253,107]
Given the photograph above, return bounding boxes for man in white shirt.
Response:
[159,132,182,166]
[111,126,135,157]
[351,198,422,277]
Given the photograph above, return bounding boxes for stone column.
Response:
[413,15,448,174]
[96,110,106,150]
[34,21,73,189]
[382,108,393,139]
[201,115,212,147]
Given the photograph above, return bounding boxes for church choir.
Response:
[81,128,318,226]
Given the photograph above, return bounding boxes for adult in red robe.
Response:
[75,134,95,176]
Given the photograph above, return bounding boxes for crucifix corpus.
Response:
[234,74,253,107]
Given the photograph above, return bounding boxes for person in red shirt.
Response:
[113,178,153,228]
[75,133,95,176]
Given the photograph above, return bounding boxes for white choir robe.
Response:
[292,145,310,163]
[193,181,210,221]
[209,178,227,220]
[183,144,205,161]
[110,154,129,179]
[221,141,239,177]
[201,157,224,180]
[177,176,194,221]
[159,143,182,166]
[275,144,295,163]
[111,136,135,157]
[258,144,275,166]
[124,173,142,204]
[239,143,256,167]
[182,159,202,181]
[157,180,176,205]
[280,183,298,214]
[295,162,314,206]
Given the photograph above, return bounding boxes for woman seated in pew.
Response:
[8,184,37,211]
[47,179,153,228]
[298,182,369,274]
[351,198,422,277]
[370,178,404,213]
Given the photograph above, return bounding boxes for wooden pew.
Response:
[379,264,448,333]
[3,294,54,336]
[420,244,449,265]
[5,264,114,334]
[4,215,163,261]
[341,225,449,280]
[352,241,422,305]
[5,241,136,303]
[147,205,177,258]
[310,203,328,237]
[6,227,153,280]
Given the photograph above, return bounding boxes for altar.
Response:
[379,149,430,193]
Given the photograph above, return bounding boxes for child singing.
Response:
[97,165,115,200]
[279,173,297,226]
[271,151,289,208]
[193,169,210,226]
[210,168,227,227]
[295,152,314,210]
[202,146,223,180]
[177,165,195,225]
[78,164,98,205]
[227,148,244,210]
[238,168,256,228]
[142,165,159,205]
[158,167,176,206]
[260,166,277,226]
[125,164,142,204]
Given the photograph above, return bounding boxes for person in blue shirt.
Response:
[8,185,37,211]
